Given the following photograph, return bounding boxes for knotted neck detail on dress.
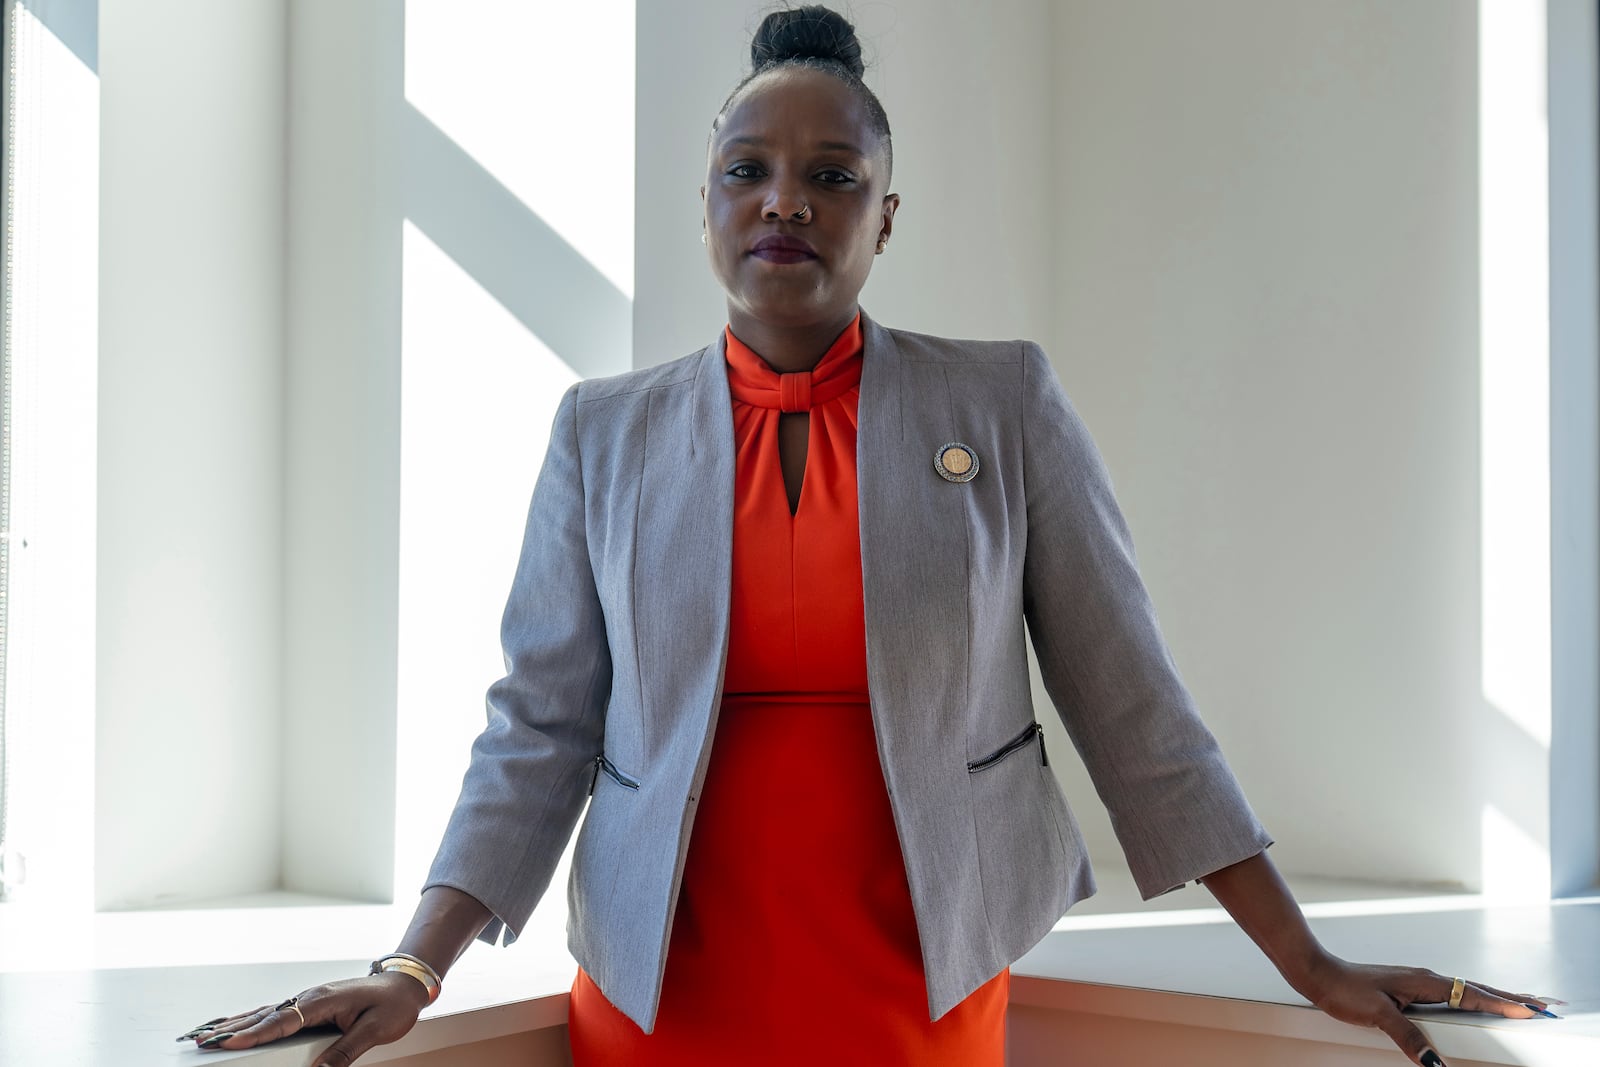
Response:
[723,312,864,411]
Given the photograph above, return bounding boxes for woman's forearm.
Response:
[1198,850,1337,997]
[394,885,495,979]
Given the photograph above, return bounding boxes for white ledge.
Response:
[3,881,1595,1066]
[0,952,577,1067]
[1014,897,1600,1067]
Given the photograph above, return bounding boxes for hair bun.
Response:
[751,5,865,79]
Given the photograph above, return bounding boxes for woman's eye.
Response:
[728,164,762,179]
[817,170,854,184]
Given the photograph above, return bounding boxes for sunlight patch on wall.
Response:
[2,0,100,910]
[1477,0,1550,751]
[404,0,635,300]
[394,221,579,894]
[1481,803,1551,902]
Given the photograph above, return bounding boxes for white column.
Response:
[279,0,405,901]
[96,0,288,907]
[1547,0,1600,898]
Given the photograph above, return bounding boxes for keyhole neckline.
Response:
[723,312,864,412]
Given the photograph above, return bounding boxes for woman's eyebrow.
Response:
[723,135,865,155]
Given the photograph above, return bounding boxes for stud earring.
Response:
[702,232,707,244]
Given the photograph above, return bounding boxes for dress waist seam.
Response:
[719,691,870,706]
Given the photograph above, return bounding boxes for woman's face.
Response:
[701,67,898,330]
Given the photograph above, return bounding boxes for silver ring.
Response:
[794,205,810,220]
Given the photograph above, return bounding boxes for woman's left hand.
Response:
[1299,956,1556,1066]
[1200,852,1560,1066]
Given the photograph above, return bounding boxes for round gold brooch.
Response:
[934,442,979,483]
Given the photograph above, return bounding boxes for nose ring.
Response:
[793,205,810,220]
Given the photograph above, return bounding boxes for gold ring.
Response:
[1449,976,1467,1010]
[277,995,307,1028]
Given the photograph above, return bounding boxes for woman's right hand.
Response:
[176,970,431,1066]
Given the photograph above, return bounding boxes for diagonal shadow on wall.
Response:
[30,0,627,382]
[401,103,631,382]
[19,0,97,72]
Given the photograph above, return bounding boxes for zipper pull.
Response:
[588,755,602,796]
[1035,722,1049,767]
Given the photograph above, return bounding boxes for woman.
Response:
[183,7,1551,1065]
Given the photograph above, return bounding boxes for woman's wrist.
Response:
[1198,851,1337,995]
[393,885,495,985]
[1285,944,1346,1002]
[371,967,434,1011]
[370,953,444,1004]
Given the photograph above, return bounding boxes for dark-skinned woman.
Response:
[182,6,1551,1066]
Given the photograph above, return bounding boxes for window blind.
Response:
[0,0,19,902]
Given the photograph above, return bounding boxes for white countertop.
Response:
[3,879,1595,1067]
[1015,898,1599,1067]
[0,950,575,1067]
[0,893,578,1067]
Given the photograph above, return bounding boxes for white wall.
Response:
[1047,0,1552,893]
[95,0,288,908]
[630,0,738,356]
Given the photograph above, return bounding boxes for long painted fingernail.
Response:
[1524,1002,1559,1018]
[1422,1051,1446,1067]
[198,1032,235,1049]
[176,1016,226,1040]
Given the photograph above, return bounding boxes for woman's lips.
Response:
[748,238,819,265]
[750,248,817,264]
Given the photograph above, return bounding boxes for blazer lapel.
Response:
[632,332,735,752]
[689,329,734,463]
[856,310,972,764]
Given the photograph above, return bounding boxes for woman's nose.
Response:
[762,181,809,221]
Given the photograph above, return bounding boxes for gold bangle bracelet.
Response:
[383,951,444,984]
[370,956,442,1004]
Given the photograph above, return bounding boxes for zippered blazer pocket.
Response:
[967,721,1049,773]
[588,754,642,795]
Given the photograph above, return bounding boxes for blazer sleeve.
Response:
[422,381,612,945]
[1019,341,1272,899]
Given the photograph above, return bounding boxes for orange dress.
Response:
[567,312,1008,1064]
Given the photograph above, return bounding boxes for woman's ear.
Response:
[880,192,900,241]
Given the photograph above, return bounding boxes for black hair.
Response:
[709,4,893,182]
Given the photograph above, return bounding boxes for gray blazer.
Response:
[424,308,1271,1034]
